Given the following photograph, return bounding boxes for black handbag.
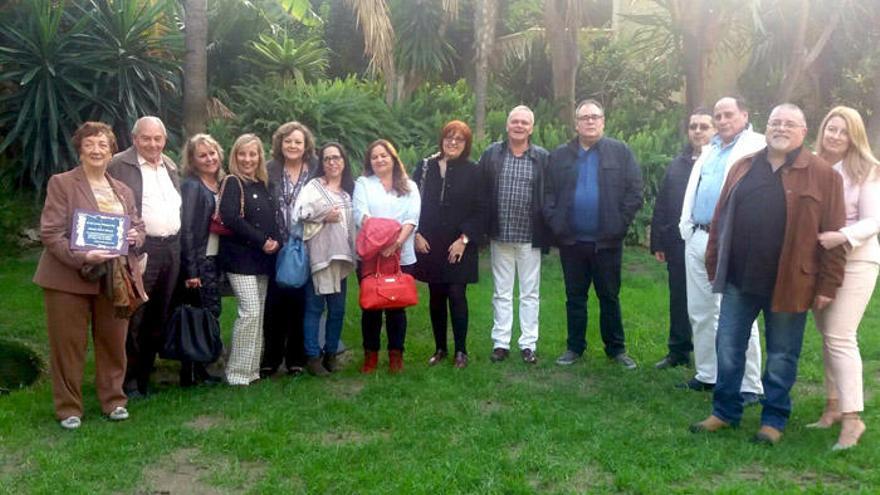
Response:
[161,290,223,363]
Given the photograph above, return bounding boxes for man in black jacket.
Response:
[545,99,643,369]
[108,116,182,397]
[478,105,550,364]
[650,108,716,369]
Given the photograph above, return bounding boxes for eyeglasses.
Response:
[688,123,713,131]
[767,120,803,130]
[444,136,466,144]
[577,114,604,122]
[322,155,343,164]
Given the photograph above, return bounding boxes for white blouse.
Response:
[353,175,421,266]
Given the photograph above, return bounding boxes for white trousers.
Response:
[685,230,763,393]
[490,241,541,351]
[226,273,269,386]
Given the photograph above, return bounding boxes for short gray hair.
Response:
[131,116,167,137]
[769,103,806,125]
[507,105,535,125]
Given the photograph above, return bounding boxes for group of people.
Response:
[34,97,877,453]
[651,98,878,451]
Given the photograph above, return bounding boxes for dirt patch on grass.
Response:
[478,399,505,415]
[693,464,857,491]
[185,415,226,431]
[527,462,615,493]
[314,429,389,446]
[0,450,22,479]
[139,448,265,494]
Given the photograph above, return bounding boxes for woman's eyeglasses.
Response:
[323,155,343,164]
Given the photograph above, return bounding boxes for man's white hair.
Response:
[507,105,535,125]
[131,116,167,137]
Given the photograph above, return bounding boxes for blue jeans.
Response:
[713,284,807,430]
[303,278,348,357]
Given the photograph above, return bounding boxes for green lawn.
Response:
[1,248,879,494]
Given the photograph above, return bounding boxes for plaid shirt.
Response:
[495,149,534,243]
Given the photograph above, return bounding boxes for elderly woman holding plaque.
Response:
[33,121,146,430]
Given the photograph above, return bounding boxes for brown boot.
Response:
[389,350,404,373]
[306,356,330,377]
[752,425,783,445]
[360,351,379,374]
[689,415,730,433]
[323,353,339,373]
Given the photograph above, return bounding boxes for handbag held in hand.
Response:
[359,256,418,310]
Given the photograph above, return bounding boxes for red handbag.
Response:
[210,176,244,236]
[359,256,418,310]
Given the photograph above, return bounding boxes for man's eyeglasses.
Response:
[688,123,712,131]
[323,155,343,164]
[767,120,803,130]
[577,114,604,122]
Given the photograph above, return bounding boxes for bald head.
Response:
[713,97,749,144]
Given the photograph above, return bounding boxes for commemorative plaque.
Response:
[69,208,130,255]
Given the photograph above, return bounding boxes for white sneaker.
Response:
[60,416,81,430]
[107,406,129,421]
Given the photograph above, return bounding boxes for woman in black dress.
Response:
[413,120,487,368]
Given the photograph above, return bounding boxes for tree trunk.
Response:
[776,1,840,102]
[183,0,208,137]
[473,0,497,140]
[678,0,712,112]
[544,0,580,124]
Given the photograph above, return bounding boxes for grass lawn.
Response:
[1,248,879,494]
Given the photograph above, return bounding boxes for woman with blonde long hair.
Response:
[218,134,279,386]
[810,106,880,450]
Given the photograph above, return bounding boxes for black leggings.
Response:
[429,283,468,354]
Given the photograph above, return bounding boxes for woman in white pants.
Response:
[810,106,880,450]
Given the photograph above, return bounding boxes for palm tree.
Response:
[544,0,583,123]
[345,0,397,104]
[473,0,498,139]
[184,0,208,137]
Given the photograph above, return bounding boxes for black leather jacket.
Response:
[180,177,215,280]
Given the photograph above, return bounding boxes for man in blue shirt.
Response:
[544,99,643,369]
[677,97,765,399]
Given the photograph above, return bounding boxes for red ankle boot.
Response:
[389,350,404,373]
[361,351,379,374]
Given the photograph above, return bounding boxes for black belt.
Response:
[146,234,179,243]
[693,223,710,233]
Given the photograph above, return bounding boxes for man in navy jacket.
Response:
[544,99,643,369]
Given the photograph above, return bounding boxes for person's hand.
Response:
[381,240,402,258]
[813,295,833,311]
[263,238,280,254]
[325,208,341,223]
[84,249,119,264]
[654,251,666,263]
[415,233,430,254]
[447,238,465,264]
[185,277,202,289]
[126,228,139,245]
[818,231,847,250]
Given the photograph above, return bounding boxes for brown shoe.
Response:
[689,415,730,433]
[428,350,448,366]
[389,350,404,373]
[751,425,783,445]
[490,348,509,363]
[323,353,339,373]
[306,356,330,377]
[521,348,537,364]
[453,351,469,369]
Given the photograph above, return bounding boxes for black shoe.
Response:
[654,355,689,370]
[741,392,763,407]
[490,348,509,363]
[259,367,277,379]
[676,378,714,391]
[612,353,637,370]
[521,348,537,365]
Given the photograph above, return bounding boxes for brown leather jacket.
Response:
[706,147,846,313]
[33,166,146,296]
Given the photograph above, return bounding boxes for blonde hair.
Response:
[816,106,880,184]
[228,134,268,184]
[180,133,225,181]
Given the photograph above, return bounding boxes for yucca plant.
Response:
[0,0,94,192]
[246,32,329,85]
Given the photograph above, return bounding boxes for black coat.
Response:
[411,156,487,284]
[477,141,551,249]
[180,177,216,280]
[650,145,696,256]
[544,137,643,249]
[218,176,278,275]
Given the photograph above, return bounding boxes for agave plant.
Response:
[0,0,94,192]
[77,0,182,145]
[246,32,329,85]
